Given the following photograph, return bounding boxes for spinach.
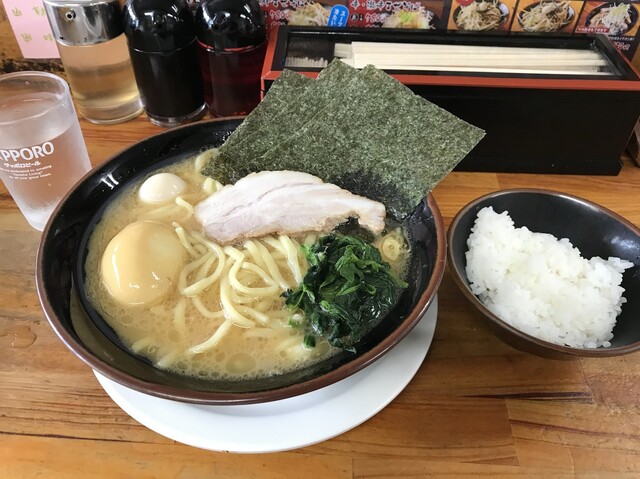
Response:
[283,234,408,353]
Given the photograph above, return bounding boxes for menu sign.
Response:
[258,0,640,65]
[446,0,517,32]
[259,0,350,29]
[511,0,583,33]
[575,1,640,58]
[349,0,449,29]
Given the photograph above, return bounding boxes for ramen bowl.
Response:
[36,118,446,405]
[447,189,640,359]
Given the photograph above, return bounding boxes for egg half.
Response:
[101,221,185,306]
[138,173,186,204]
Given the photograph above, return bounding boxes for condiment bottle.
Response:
[195,0,267,117]
[123,0,206,127]
[43,0,143,124]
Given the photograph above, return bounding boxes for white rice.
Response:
[465,206,634,349]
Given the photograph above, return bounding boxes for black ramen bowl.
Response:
[36,118,446,404]
[447,189,640,360]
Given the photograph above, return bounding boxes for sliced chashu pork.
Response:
[194,171,386,244]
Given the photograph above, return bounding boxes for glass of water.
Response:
[0,71,92,231]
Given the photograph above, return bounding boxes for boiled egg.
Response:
[138,173,186,204]
[101,221,185,306]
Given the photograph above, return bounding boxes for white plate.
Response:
[95,296,438,453]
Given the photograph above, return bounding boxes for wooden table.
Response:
[3,10,640,479]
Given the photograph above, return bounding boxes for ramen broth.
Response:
[84,154,410,381]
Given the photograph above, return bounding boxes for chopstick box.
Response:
[262,26,640,175]
[255,1,640,67]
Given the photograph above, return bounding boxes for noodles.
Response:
[84,153,411,381]
[202,177,222,195]
[175,196,195,218]
[225,246,280,297]
[174,224,202,258]
[456,0,504,31]
[183,256,226,297]
[131,337,154,354]
[194,149,215,171]
[251,241,292,291]
[173,297,188,340]
[187,320,234,355]
[191,296,225,319]
[139,203,181,220]
[279,235,305,285]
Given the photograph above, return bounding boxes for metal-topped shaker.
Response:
[43,0,143,124]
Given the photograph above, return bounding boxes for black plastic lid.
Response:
[195,0,266,50]
[123,0,197,52]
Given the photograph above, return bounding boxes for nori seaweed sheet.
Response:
[202,60,485,218]
[215,69,312,154]
[203,60,358,181]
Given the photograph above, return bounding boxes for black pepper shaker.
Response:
[195,0,267,117]
[123,0,206,127]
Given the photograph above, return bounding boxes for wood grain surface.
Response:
[2,7,640,478]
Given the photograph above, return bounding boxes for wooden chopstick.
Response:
[330,41,612,76]
[355,63,612,75]
[347,42,604,58]
[350,53,609,68]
